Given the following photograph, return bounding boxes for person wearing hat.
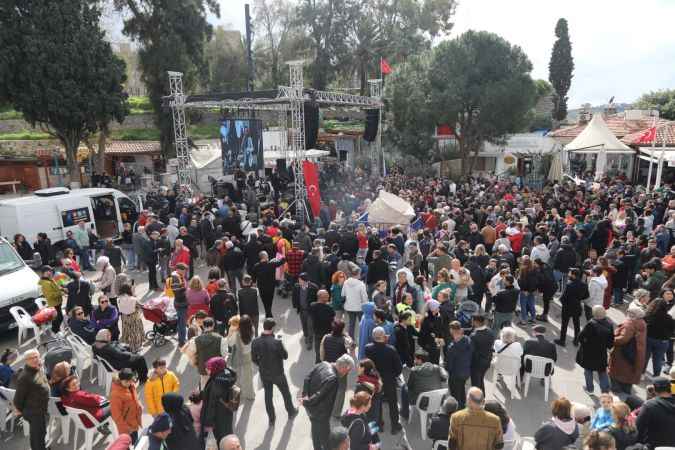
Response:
[292,272,319,351]
[147,412,172,450]
[521,325,557,380]
[38,265,66,333]
[635,376,675,448]
[111,368,143,444]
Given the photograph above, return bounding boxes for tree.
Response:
[548,18,574,123]
[387,55,435,161]
[428,30,537,171]
[113,0,219,155]
[206,26,248,92]
[0,0,128,180]
[634,89,675,120]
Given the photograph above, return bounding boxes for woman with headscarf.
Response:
[357,303,376,360]
[93,256,117,305]
[418,300,445,364]
[608,303,647,394]
[200,356,237,443]
[161,392,200,449]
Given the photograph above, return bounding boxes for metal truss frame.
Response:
[168,71,192,187]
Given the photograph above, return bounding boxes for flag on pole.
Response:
[380,58,392,75]
[302,160,321,217]
[637,126,657,144]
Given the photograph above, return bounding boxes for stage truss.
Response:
[166,60,383,225]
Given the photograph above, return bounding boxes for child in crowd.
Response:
[591,393,615,430]
[188,390,203,435]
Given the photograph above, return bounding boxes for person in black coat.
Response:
[367,250,390,291]
[555,268,589,346]
[427,396,459,450]
[576,306,614,394]
[34,233,54,266]
[553,239,577,289]
[534,259,557,322]
[309,290,336,363]
[65,272,92,316]
[251,318,297,426]
[365,327,403,434]
[301,249,325,288]
[418,301,445,364]
[237,275,260,336]
[161,392,200,450]
[250,251,285,318]
[612,249,631,305]
[13,234,35,261]
[209,281,238,335]
[244,234,263,273]
[200,357,236,443]
[522,325,557,378]
[92,329,148,382]
[293,274,320,350]
[470,314,495,394]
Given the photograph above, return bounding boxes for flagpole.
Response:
[379,57,384,177]
[656,137,666,190]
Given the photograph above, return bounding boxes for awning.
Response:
[565,114,633,153]
[567,148,635,154]
[638,148,675,164]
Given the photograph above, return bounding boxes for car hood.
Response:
[0,267,40,308]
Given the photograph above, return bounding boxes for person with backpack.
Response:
[200,357,237,444]
[340,391,380,450]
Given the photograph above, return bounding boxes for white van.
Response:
[0,237,40,332]
[0,187,139,246]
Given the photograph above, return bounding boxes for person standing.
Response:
[250,251,286,318]
[169,263,189,347]
[143,230,161,291]
[470,314,495,394]
[37,265,65,334]
[13,349,50,450]
[448,387,503,450]
[309,289,336,363]
[635,376,675,448]
[342,268,369,339]
[300,355,355,450]
[65,271,93,316]
[576,306,614,394]
[194,318,228,386]
[144,359,180,418]
[292,273,319,351]
[608,304,647,394]
[445,321,473,409]
[251,318,298,427]
[555,268,589,346]
[365,327,403,434]
[227,315,256,401]
[72,220,94,271]
[103,238,125,274]
[237,275,260,336]
[110,368,143,445]
[200,357,237,444]
[644,297,675,378]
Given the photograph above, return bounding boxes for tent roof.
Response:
[564,114,633,153]
[366,190,415,225]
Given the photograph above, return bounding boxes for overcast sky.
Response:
[214,0,675,108]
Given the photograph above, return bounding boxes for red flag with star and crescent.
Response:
[380,58,392,75]
[303,160,321,217]
[636,126,657,144]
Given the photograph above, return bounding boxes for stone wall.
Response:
[0,139,60,157]
[0,114,157,134]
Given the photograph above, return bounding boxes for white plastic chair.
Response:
[66,335,97,383]
[9,306,42,347]
[95,356,116,395]
[432,441,447,450]
[522,355,554,401]
[34,297,48,310]
[135,435,149,450]
[655,447,675,450]
[47,396,70,445]
[0,386,19,433]
[64,405,117,450]
[494,354,522,398]
[413,388,448,441]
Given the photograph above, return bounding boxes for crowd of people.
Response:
[3,165,675,450]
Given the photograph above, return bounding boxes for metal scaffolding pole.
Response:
[368,79,383,176]
[168,71,192,187]
[287,60,307,225]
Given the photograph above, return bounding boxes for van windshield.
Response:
[0,242,25,275]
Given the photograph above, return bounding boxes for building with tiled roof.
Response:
[549,109,665,144]
[104,140,161,155]
[622,121,675,147]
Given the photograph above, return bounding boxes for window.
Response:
[61,208,91,227]
[0,242,25,275]
[118,197,138,224]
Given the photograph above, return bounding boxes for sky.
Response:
[212,0,675,108]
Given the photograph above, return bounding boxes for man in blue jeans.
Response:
[170,263,189,347]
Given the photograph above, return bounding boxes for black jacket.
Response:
[309,302,336,338]
[471,328,496,369]
[65,279,92,313]
[576,318,614,371]
[553,244,577,273]
[301,255,324,287]
[222,247,245,271]
[292,282,319,311]
[302,362,339,420]
[251,258,285,292]
[13,365,49,417]
[635,396,675,448]
[341,412,378,450]
[419,313,446,350]
[251,334,288,383]
[522,335,557,375]
[367,259,389,285]
[559,278,589,316]
[365,342,402,385]
[161,393,200,450]
[210,290,238,325]
[200,368,237,432]
[493,287,519,314]
[237,286,260,317]
[428,412,452,442]
[244,238,263,270]
[645,307,675,341]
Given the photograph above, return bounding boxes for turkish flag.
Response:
[636,126,657,144]
[303,160,321,217]
[380,58,392,75]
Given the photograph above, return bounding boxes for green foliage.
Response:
[427,31,537,169]
[189,123,220,139]
[634,89,675,120]
[0,104,23,120]
[535,79,554,99]
[114,0,219,156]
[205,26,248,92]
[548,18,574,122]
[387,54,436,161]
[110,128,160,141]
[127,96,153,114]
[0,130,51,140]
[0,0,128,175]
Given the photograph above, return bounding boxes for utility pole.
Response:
[245,4,254,92]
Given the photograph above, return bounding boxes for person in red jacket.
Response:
[60,375,111,428]
[169,239,191,272]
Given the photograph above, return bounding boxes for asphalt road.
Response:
[0,264,645,450]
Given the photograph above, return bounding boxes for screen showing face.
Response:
[221,118,264,175]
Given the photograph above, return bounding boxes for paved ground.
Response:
[0,264,647,450]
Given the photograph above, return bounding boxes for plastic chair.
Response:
[0,386,19,433]
[64,405,117,450]
[522,355,554,401]
[47,396,70,445]
[34,297,48,310]
[95,356,116,395]
[9,306,42,347]
[494,354,522,398]
[66,335,97,383]
[655,447,675,450]
[432,441,447,450]
[135,435,149,450]
[520,437,536,450]
[413,388,448,441]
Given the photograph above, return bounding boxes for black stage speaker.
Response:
[276,158,287,176]
[304,101,319,149]
[363,109,379,142]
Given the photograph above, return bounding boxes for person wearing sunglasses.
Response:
[68,307,97,344]
[92,295,120,341]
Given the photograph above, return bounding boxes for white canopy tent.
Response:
[366,190,415,226]
[564,114,634,180]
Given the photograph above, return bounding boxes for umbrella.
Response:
[547,151,564,182]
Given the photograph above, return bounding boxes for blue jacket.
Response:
[358,303,376,359]
[445,336,472,379]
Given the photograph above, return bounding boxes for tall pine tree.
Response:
[548,18,574,123]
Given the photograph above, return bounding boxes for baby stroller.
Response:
[142,305,178,347]
[456,301,480,334]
